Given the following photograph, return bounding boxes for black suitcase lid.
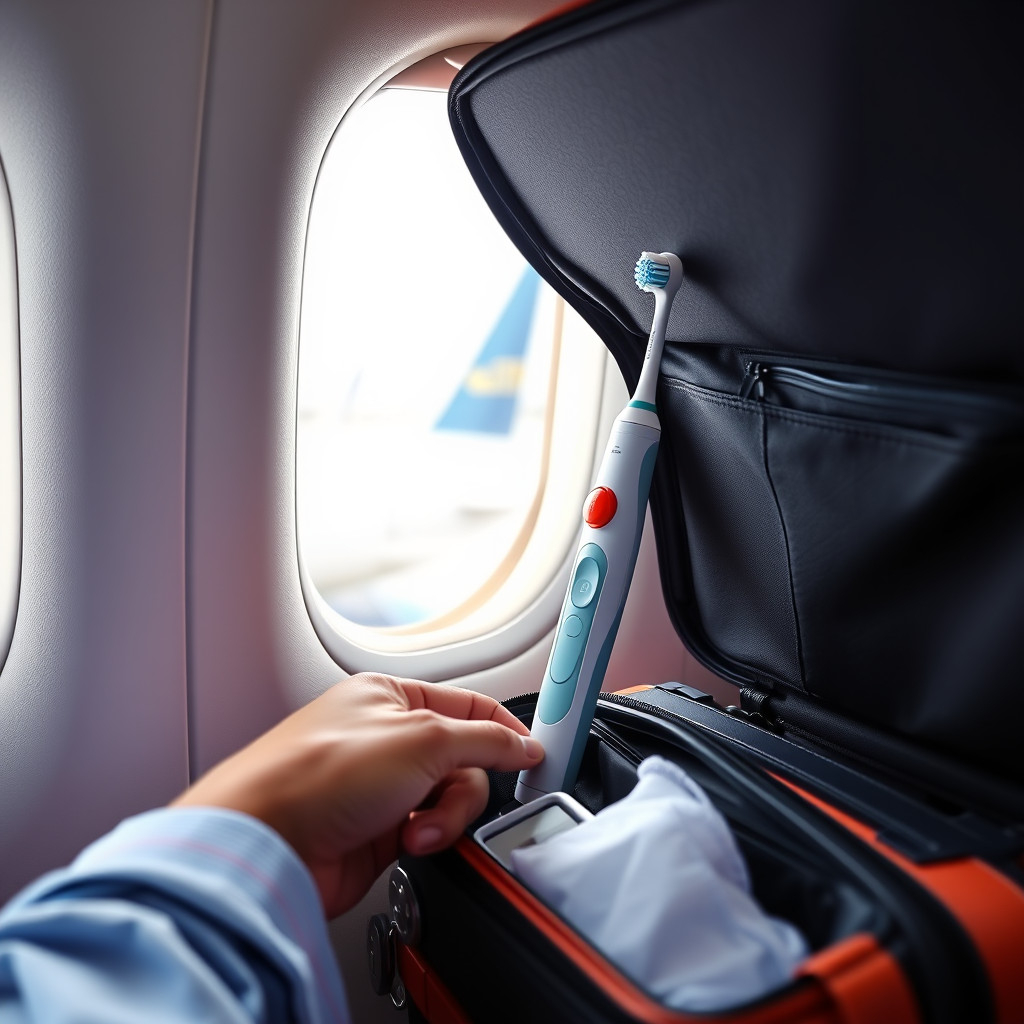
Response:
[449,0,1024,804]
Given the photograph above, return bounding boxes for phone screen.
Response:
[483,804,582,868]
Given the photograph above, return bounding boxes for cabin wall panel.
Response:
[0,0,207,898]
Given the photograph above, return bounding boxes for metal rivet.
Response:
[388,865,421,945]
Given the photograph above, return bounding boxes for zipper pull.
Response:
[739,361,766,400]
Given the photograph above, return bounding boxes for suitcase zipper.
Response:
[588,717,644,767]
[738,360,767,400]
[739,359,1024,422]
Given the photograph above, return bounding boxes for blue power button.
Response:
[538,544,608,726]
[571,557,601,608]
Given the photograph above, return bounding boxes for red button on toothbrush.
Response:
[583,486,617,528]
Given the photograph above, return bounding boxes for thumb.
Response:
[401,767,491,856]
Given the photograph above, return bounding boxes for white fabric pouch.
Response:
[509,756,808,1012]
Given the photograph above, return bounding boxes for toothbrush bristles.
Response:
[634,256,671,290]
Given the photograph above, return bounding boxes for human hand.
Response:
[172,673,543,918]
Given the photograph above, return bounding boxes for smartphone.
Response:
[473,792,594,871]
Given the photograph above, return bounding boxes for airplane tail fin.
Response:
[434,267,541,435]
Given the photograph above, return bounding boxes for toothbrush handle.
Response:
[516,415,660,802]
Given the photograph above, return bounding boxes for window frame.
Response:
[0,156,21,671]
[295,54,620,676]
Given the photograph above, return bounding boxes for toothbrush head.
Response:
[634,251,683,296]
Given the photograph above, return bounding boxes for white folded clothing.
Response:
[509,756,808,1012]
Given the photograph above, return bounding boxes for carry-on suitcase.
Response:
[367,1,1024,1020]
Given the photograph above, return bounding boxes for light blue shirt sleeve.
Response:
[0,807,351,1023]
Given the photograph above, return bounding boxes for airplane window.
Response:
[297,83,608,651]
[0,159,19,668]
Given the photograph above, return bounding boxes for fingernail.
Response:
[415,826,443,851]
[521,736,544,760]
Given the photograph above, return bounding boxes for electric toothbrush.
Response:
[516,251,683,803]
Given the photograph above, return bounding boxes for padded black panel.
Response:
[451,0,1024,783]
[456,0,1024,382]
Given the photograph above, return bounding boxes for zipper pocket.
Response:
[739,360,1024,440]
